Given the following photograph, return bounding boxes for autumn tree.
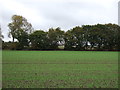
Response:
[8,15,33,49]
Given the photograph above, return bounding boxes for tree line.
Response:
[1,15,120,51]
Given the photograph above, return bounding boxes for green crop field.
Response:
[2,51,118,88]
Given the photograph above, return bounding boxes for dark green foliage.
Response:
[47,27,65,50]
[29,30,48,50]
[4,15,120,50]
[64,24,120,51]
[64,26,84,50]
[2,42,19,50]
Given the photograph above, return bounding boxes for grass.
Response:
[2,51,118,88]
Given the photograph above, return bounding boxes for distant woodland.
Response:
[1,15,120,51]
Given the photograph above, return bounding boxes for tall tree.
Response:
[8,15,33,49]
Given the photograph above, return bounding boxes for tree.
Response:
[64,30,75,50]
[103,24,120,50]
[74,26,86,50]
[82,24,120,51]
[29,30,48,50]
[86,24,105,50]
[87,26,97,50]
[8,15,33,49]
[64,26,84,50]
[47,27,65,50]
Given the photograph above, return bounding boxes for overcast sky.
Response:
[0,0,119,41]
